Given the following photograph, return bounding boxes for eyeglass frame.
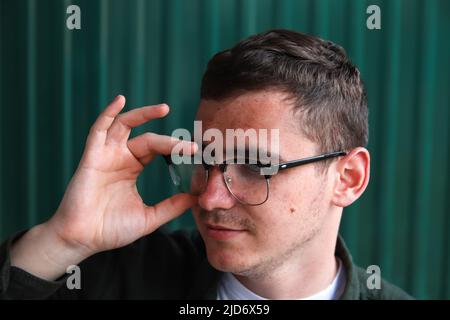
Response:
[163,150,347,206]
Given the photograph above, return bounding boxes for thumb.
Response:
[143,193,198,234]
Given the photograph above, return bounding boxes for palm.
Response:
[68,146,148,250]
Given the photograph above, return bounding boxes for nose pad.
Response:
[197,166,237,211]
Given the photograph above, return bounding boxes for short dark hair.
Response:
[201,29,368,158]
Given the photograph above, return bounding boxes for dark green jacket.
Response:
[0,229,412,300]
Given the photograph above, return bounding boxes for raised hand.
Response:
[10,96,197,280]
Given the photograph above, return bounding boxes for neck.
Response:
[235,228,340,299]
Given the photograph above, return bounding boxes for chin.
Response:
[203,240,253,273]
[196,221,258,273]
[207,253,245,273]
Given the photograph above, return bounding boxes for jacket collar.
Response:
[335,235,360,299]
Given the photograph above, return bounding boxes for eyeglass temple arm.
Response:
[163,152,347,170]
[275,151,347,171]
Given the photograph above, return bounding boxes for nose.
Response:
[197,166,237,211]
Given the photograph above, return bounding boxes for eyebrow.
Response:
[200,144,285,163]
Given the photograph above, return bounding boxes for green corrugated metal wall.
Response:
[1,0,449,299]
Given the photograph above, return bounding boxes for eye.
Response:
[242,163,261,174]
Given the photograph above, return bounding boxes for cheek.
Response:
[252,192,302,246]
[270,167,327,207]
[263,172,327,233]
[267,174,310,215]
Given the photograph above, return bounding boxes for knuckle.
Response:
[88,125,101,135]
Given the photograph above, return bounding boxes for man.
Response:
[0,29,411,299]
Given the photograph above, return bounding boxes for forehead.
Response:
[195,90,320,159]
[196,90,299,134]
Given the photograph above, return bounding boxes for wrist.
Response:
[10,222,92,281]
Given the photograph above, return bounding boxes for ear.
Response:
[331,147,370,208]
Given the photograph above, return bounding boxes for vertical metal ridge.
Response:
[99,0,109,109]
[426,1,448,297]
[442,0,450,299]
[132,0,147,194]
[163,0,183,230]
[209,0,220,54]
[26,0,37,227]
[239,0,257,37]
[273,0,294,28]
[62,0,73,187]
[378,0,402,278]
[412,0,439,298]
[0,0,3,238]
[314,0,329,38]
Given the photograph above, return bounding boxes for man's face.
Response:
[192,90,336,278]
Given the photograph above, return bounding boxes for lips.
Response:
[204,223,246,240]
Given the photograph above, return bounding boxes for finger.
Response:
[106,104,169,144]
[144,193,198,234]
[87,95,126,147]
[127,132,198,165]
[91,95,126,133]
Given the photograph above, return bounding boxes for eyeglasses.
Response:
[164,151,346,206]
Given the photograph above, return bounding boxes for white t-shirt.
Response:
[217,258,346,300]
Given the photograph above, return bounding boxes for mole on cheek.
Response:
[290,208,296,213]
